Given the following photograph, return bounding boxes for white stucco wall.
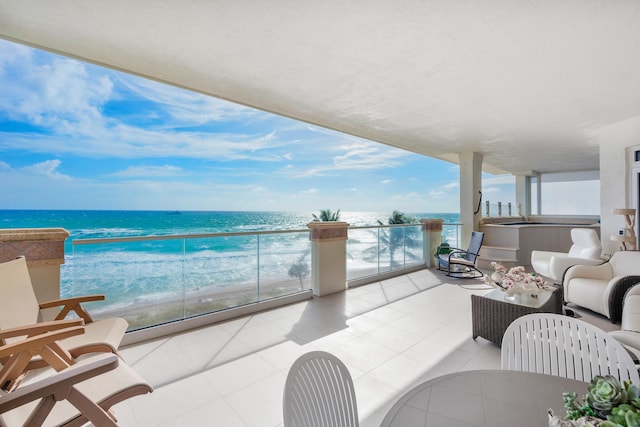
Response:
[598,115,640,255]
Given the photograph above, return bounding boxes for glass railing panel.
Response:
[442,224,461,248]
[258,231,312,299]
[69,230,313,332]
[347,224,426,281]
[402,225,424,268]
[69,238,186,330]
[377,227,392,273]
[347,228,380,280]
[183,235,258,319]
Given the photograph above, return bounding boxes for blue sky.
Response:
[0,39,515,213]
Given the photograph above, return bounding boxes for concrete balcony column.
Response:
[307,221,349,296]
[421,219,444,268]
[0,228,70,319]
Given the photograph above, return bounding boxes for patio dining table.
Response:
[380,369,588,427]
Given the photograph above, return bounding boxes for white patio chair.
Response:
[501,313,640,383]
[531,228,603,283]
[283,351,358,427]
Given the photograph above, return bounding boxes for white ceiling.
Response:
[1,0,639,175]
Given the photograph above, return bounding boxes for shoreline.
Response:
[91,266,384,330]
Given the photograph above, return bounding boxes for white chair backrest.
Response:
[502,313,640,383]
[283,351,359,427]
[567,228,601,259]
[609,251,640,277]
[0,257,40,335]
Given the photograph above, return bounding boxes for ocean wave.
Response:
[73,227,146,237]
[14,210,459,309]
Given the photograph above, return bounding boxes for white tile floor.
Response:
[113,269,506,427]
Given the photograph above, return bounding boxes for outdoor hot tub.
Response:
[478,218,600,268]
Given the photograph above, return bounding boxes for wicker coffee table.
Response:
[471,286,562,346]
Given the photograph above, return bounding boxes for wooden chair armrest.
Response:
[0,326,85,390]
[0,326,84,359]
[0,353,119,426]
[0,319,84,341]
[39,295,105,323]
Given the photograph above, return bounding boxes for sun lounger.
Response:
[0,326,152,426]
[0,256,128,359]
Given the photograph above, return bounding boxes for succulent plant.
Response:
[604,403,640,427]
[587,376,629,417]
[560,377,640,425]
[564,391,598,420]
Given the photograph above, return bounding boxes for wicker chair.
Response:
[437,231,484,278]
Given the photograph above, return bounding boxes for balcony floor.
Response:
[112,268,612,426]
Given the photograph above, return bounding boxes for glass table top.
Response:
[483,286,557,308]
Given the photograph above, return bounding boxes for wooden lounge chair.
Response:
[0,326,152,426]
[0,256,128,359]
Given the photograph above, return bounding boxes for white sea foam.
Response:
[9,210,458,319]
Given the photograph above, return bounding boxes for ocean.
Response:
[0,210,460,238]
[0,210,460,327]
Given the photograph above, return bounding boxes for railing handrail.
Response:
[72,221,464,245]
[72,228,309,245]
[348,222,462,231]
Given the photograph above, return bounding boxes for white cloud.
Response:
[428,189,448,199]
[113,165,183,177]
[391,192,422,201]
[116,74,259,124]
[22,159,71,180]
[0,41,303,162]
[482,186,501,194]
[0,161,9,170]
[301,188,318,194]
[381,179,392,184]
[443,182,459,190]
[0,126,291,162]
[0,48,113,136]
[483,174,515,185]
[296,142,412,177]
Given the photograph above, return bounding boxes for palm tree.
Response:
[385,210,416,225]
[311,209,341,222]
[288,260,310,288]
[371,210,420,269]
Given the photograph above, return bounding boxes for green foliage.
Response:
[384,210,417,225]
[436,242,452,255]
[363,210,421,268]
[311,209,341,222]
[588,376,628,417]
[563,376,640,426]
